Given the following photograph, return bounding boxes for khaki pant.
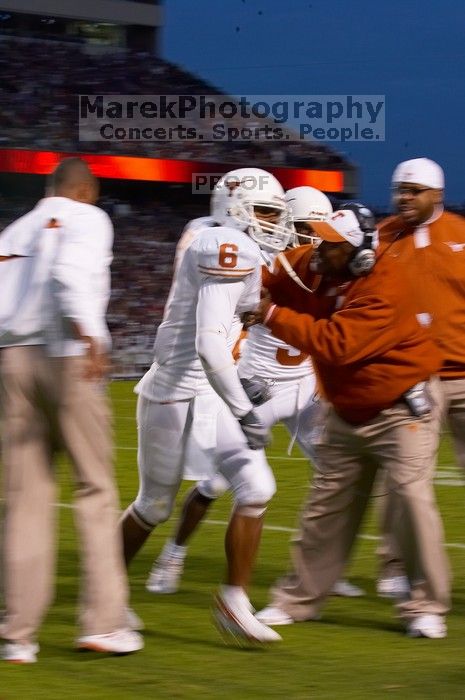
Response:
[440,377,465,471]
[0,346,128,644]
[270,381,450,622]
[378,377,465,578]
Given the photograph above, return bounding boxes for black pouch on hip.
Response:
[403,381,432,417]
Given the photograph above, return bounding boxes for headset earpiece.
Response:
[348,243,376,276]
[337,203,377,277]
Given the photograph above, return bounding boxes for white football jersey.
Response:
[0,196,112,354]
[137,223,261,401]
[239,323,314,380]
[238,249,315,381]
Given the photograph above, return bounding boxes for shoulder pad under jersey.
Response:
[182,216,216,233]
[195,226,261,279]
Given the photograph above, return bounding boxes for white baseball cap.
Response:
[392,158,444,190]
[285,186,333,221]
[311,209,378,247]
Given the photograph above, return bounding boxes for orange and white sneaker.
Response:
[255,605,295,626]
[125,607,144,632]
[2,642,39,664]
[406,614,447,639]
[76,629,144,654]
[214,588,282,645]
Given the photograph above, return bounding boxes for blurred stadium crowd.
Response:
[0,38,345,168]
[0,33,343,375]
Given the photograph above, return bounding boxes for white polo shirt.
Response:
[0,196,113,354]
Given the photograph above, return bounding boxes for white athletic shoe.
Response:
[255,606,295,627]
[125,607,144,631]
[214,592,282,644]
[377,575,410,599]
[406,614,447,639]
[2,642,39,664]
[76,629,144,654]
[331,579,366,597]
[146,543,186,594]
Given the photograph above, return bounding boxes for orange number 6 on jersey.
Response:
[218,243,238,268]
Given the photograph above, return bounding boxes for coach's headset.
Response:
[280,201,378,293]
[338,202,377,277]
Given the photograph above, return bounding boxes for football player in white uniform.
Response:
[145,187,365,606]
[121,168,293,643]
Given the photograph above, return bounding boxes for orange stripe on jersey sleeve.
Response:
[198,265,255,276]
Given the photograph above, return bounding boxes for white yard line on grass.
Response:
[115,445,461,468]
[1,496,462,549]
[116,445,309,461]
[115,446,465,483]
[202,521,465,550]
[434,477,465,486]
[48,503,465,550]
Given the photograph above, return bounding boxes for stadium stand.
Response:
[0,38,346,168]
[0,28,353,375]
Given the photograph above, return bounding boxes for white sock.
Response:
[165,540,187,559]
[220,585,248,606]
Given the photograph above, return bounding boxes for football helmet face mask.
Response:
[210,168,293,252]
[285,186,333,246]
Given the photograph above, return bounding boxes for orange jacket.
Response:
[263,246,442,424]
[379,210,465,378]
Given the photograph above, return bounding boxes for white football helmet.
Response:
[210,168,293,252]
[285,186,333,245]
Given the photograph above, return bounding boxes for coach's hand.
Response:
[258,287,275,320]
[240,288,274,328]
[238,410,271,450]
[83,337,110,381]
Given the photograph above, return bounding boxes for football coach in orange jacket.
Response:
[375,158,465,594]
[252,204,450,639]
[381,158,465,459]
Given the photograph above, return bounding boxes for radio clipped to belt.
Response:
[403,381,433,417]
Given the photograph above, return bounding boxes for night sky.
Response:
[163,0,465,207]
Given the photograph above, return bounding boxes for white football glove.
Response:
[238,410,271,450]
[240,376,274,406]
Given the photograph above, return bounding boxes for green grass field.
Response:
[1,380,465,699]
